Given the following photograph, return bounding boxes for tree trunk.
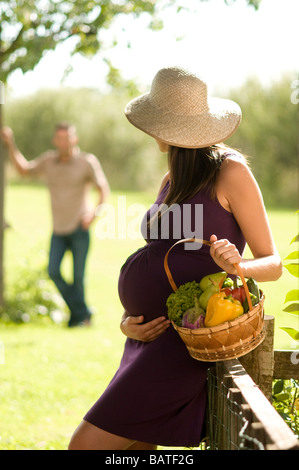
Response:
[0,22,5,306]
[0,101,4,306]
[239,315,275,401]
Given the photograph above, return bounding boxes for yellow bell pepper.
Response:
[204,291,244,328]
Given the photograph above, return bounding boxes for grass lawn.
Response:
[0,183,298,450]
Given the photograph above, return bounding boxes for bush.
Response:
[0,254,67,325]
[272,379,299,438]
[226,74,298,208]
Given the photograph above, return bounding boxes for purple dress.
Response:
[84,178,246,447]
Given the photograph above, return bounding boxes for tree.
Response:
[0,0,261,83]
[226,74,298,208]
[0,0,261,305]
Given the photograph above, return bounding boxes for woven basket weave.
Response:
[164,238,265,362]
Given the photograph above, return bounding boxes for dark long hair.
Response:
[146,143,234,235]
[163,143,228,206]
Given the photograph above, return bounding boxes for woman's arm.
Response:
[212,155,283,282]
[120,312,170,342]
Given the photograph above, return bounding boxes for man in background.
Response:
[1,122,110,327]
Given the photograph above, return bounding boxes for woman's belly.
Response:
[118,244,172,322]
[118,242,216,323]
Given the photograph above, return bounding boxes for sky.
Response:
[6,0,299,98]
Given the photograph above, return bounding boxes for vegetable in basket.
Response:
[204,292,244,327]
[167,272,231,327]
[222,277,234,289]
[222,276,260,313]
[222,277,246,304]
[199,271,227,291]
[167,271,261,329]
[198,271,228,310]
[242,278,260,312]
[181,296,205,329]
[166,281,202,327]
[199,284,220,310]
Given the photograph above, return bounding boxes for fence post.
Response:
[239,315,275,401]
[228,388,242,450]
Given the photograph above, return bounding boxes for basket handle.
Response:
[163,237,253,311]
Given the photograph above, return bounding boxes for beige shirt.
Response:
[27,149,105,235]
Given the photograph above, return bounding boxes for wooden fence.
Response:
[206,315,299,450]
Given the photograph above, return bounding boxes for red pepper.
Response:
[222,286,246,304]
[231,286,246,304]
[222,287,233,296]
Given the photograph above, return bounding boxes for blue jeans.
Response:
[48,226,91,327]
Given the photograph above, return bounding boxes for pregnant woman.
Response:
[68,67,282,450]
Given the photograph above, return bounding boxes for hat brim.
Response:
[125,93,241,149]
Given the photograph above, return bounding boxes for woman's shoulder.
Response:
[219,149,250,180]
[216,149,256,211]
[221,148,247,164]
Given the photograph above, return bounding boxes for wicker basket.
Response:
[164,238,265,362]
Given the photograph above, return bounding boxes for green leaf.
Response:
[285,251,299,260]
[284,263,299,277]
[285,289,299,303]
[283,303,299,314]
[292,379,299,389]
[291,234,299,244]
[280,327,299,341]
[278,411,292,421]
[275,392,290,402]
[273,380,284,395]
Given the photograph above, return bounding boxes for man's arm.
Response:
[96,175,110,207]
[81,166,110,230]
[0,127,30,175]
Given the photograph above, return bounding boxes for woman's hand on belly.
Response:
[120,312,170,342]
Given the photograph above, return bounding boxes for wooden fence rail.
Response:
[206,315,299,450]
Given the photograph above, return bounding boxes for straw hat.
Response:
[125,66,242,149]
